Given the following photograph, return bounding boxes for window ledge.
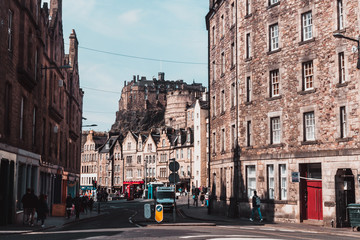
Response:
[336,82,348,88]
[267,143,284,148]
[299,38,316,46]
[244,13,253,19]
[267,1,280,9]
[336,137,352,142]
[298,88,316,95]
[245,101,252,106]
[267,48,281,55]
[245,146,253,150]
[245,57,252,62]
[301,140,318,145]
[266,95,282,101]
[333,29,346,34]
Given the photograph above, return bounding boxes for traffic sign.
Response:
[155,204,163,223]
[144,204,151,219]
[169,172,180,183]
[169,161,180,172]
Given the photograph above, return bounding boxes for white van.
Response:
[155,187,175,210]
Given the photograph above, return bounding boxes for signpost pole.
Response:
[173,157,176,222]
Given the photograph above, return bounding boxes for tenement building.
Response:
[206,0,360,227]
[0,0,83,225]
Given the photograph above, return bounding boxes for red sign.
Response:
[123,181,144,185]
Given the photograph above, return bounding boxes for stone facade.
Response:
[0,0,83,225]
[206,0,360,226]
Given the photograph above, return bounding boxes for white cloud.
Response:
[117,9,143,25]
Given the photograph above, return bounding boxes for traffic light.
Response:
[93,180,97,188]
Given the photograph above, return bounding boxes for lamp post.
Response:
[333,33,360,69]
[82,124,97,128]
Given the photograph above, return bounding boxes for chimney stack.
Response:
[158,72,165,81]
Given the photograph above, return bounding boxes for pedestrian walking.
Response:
[21,188,38,226]
[88,197,94,212]
[65,194,73,219]
[250,190,263,222]
[81,196,88,214]
[73,194,82,219]
[200,192,205,206]
[36,194,49,227]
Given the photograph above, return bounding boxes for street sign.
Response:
[169,161,180,172]
[144,204,151,219]
[169,172,180,183]
[155,204,163,223]
[292,172,300,182]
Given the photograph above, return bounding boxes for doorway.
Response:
[300,163,323,221]
[335,168,355,227]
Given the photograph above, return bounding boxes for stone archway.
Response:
[335,168,355,227]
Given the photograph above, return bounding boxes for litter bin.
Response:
[347,204,360,231]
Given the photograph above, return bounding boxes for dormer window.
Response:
[127,142,131,150]
[139,141,142,150]
[187,133,190,143]
[162,139,166,147]
[105,143,109,150]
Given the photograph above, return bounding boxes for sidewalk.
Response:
[0,210,102,234]
[178,203,360,237]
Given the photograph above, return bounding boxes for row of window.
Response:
[213,107,348,152]
[81,177,96,186]
[246,164,287,200]
[211,1,345,83]
[213,52,347,118]
[212,0,344,48]
[176,148,192,160]
[81,165,97,174]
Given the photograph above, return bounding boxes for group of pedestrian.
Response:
[65,194,95,219]
[96,189,108,202]
[21,188,49,227]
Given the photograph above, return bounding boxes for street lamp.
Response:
[82,124,97,128]
[333,33,360,69]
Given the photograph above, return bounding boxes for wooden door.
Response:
[307,180,323,220]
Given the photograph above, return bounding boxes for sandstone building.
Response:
[206,0,360,227]
[0,0,83,225]
[81,75,209,197]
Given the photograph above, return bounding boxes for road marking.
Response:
[217,226,255,230]
[180,235,283,239]
[128,211,142,228]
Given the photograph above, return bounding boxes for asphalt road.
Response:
[2,199,360,240]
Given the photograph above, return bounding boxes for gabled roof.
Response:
[99,135,121,153]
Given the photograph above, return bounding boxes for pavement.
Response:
[2,196,360,239]
[0,207,103,234]
[176,197,360,238]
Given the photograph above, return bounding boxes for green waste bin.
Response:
[347,204,360,230]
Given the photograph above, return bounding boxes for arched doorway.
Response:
[335,168,355,227]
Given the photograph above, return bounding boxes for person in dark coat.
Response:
[88,197,94,212]
[36,194,49,227]
[21,188,38,226]
[73,194,82,219]
[65,194,73,219]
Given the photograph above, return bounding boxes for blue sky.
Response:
[43,0,209,131]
